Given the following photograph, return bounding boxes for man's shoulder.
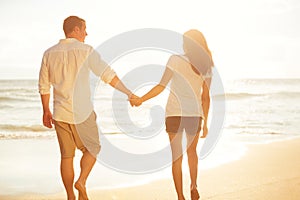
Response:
[44,43,59,54]
[43,40,94,55]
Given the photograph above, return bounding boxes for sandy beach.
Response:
[1,137,300,200]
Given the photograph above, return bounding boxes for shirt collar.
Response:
[59,38,80,43]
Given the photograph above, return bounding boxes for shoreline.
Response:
[0,131,247,195]
[1,136,300,199]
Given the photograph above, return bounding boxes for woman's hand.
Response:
[200,123,208,138]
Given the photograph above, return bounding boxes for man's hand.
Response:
[43,110,53,128]
[128,94,142,107]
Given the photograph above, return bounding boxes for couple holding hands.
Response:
[39,15,213,200]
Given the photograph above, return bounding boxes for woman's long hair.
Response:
[183,29,214,75]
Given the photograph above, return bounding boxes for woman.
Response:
[134,29,213,200]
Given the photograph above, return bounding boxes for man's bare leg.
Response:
[61,157,76,200]
[75,151,96,200]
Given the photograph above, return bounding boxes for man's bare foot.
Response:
[74,181,88,200]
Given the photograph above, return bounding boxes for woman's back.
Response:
[166,55,206,117]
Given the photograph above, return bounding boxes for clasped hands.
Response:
[128,94,143,107]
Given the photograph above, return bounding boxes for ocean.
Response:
[223,78,300,141]
[1,78,300,195]
[1,78,300,140]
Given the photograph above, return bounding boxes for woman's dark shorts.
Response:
[165,116,202,134]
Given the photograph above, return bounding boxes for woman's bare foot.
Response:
[191,188,200,200]
[67,193,76,200]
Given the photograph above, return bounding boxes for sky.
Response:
[0,0,300,80]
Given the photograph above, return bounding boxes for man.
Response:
[39,16,138,200]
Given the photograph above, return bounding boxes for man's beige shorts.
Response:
[54,111,100,158]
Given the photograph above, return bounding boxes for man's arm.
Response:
[40,94,53,128]
[109,75,140,106]
[89,51,139,106]
[39,53,53,128]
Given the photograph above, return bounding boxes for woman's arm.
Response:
[140,67,173,103]
[141,84,165,102]
[201,77,211,138]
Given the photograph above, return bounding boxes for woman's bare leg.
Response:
[186,132,200,199]
[168,132,185,200]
